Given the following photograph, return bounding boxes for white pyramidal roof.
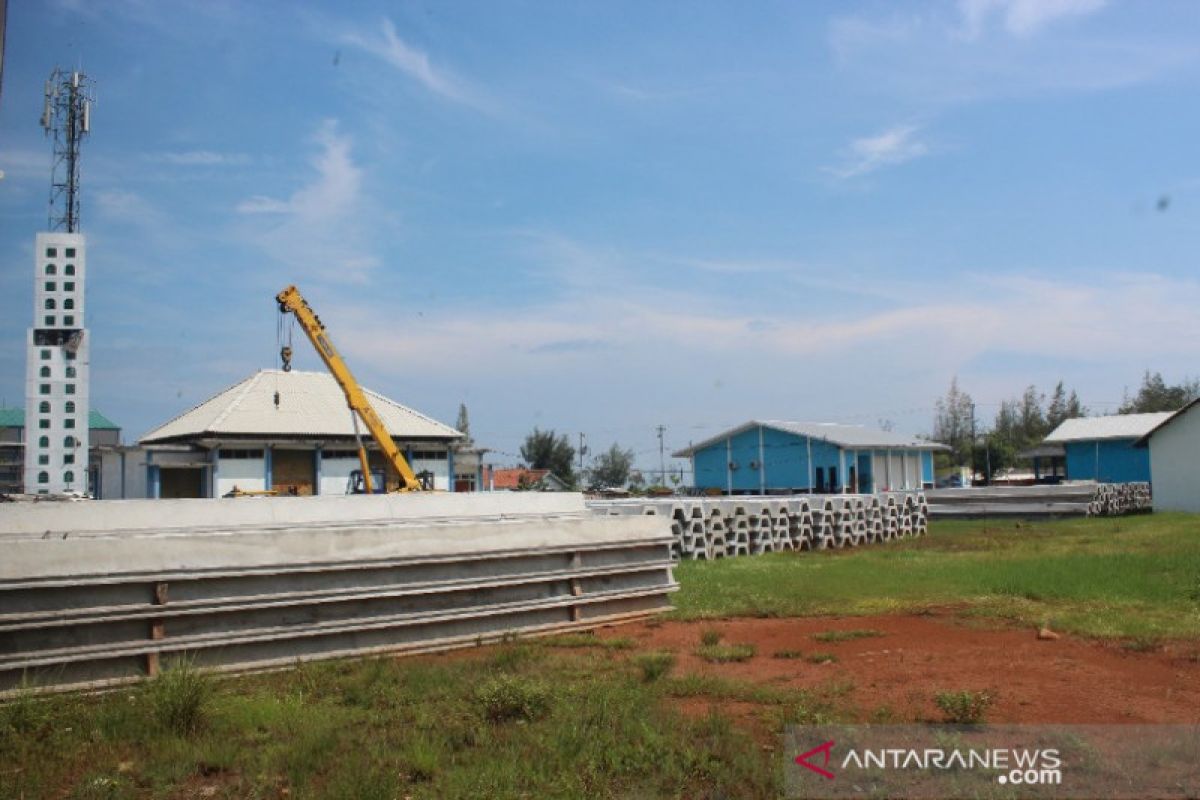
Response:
[673,419,948,458]
[1042,412,1174,444]
[140,370,462,444]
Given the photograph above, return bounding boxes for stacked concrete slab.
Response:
[0,493,676,695]
[925,483,1152,519]
[588,492,928,561]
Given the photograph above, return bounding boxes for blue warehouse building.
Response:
[1040,412,1173,484]
[674,420,947,495]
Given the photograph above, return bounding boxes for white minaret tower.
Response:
[24,69,93,495]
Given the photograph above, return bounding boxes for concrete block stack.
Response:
[589,492,928,561]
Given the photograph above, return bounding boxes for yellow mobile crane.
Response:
[276,285,424,494]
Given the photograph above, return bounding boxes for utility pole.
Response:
[656,425,666,486]
[969,402,977,486]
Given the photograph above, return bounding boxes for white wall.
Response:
[1149,406,1200,513]
[905,453,919,490]
[319,457,360,496]
[216,458,265,497]
[97,448,148,499]
[410,456,450,491]
[887,453,904,490]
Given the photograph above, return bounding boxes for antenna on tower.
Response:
[42,67,94,233]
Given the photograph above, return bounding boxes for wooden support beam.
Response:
[146,581,168,677]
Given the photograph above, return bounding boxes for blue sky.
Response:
[2,0,1198,475]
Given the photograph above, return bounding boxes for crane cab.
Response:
[348,468,387,495]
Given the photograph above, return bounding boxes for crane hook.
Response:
[280,345,293,372]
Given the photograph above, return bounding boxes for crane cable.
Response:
[273,305,296,410]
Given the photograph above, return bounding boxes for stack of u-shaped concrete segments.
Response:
[589,492,928,561]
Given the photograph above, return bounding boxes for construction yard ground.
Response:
[3,513,1199,799]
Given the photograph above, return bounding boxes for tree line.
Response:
[932,370,1199,473]
[518,428,638,490]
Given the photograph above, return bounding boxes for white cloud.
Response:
[233,120,378,283]
[235,120,361,220]
[321,234,1200,385]
[307,254,1200,464]
[339,18,490,112]
[156,150,250,166]
[959,0,1107,39]
[0,147,51,182]
[95,190,156,219]
[826,124,929,179]
[829,7,1193,102]
[235,195,291,214]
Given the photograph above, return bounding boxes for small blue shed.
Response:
[673,420,946,495]
[1041,412,1172,484]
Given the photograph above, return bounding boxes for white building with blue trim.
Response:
[673,420,946,495]
[115,370,465,498]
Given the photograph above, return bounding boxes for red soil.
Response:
[598,612,1200,724]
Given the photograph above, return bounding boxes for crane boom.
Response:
[276,285,423,493]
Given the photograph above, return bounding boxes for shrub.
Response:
[1,677,48,736]
[934,690,994,724]
[401,736,441,782]
[700,628,723,647]
[147,659,212,735]
[474,674,552,723]
[696,644,756,664]
[805,652,837,664]
[633,651,677,682]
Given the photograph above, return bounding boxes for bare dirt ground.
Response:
[598,612,1200,725]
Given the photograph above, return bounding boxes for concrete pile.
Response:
[925,482,1152,519]
[1088,482,1152,516]
[588,492,928,561]
[0,493,676,695]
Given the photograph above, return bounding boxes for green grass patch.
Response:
[662,672,800,706]
[670,513,1200,639]
[696,643,756,663]
[0,648,785,800]
[812,629,885,643]
[474,674,553,723]
[633,651,677,682]
[772,649,805,659]
[540,632,636,650]
[934,690,994,724]
[146,659,213,735]
[806,652,838,664]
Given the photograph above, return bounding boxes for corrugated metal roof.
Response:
[0,407,121,430]
[139,370,462,444]
[1017,443,1065,459]
[1133,398,1200,447]
[672,419,948,457]
[1042,412,1174,443]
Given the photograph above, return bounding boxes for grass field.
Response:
[672,512,1200,639]
[1,642,795,800]
[2,513,1198,799]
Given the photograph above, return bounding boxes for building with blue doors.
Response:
[1041,412,1173,484]
[119,370,465,499]
[673,420,947,495]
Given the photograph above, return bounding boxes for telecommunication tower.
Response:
[24,67,94,495]
[41,67,93,232]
